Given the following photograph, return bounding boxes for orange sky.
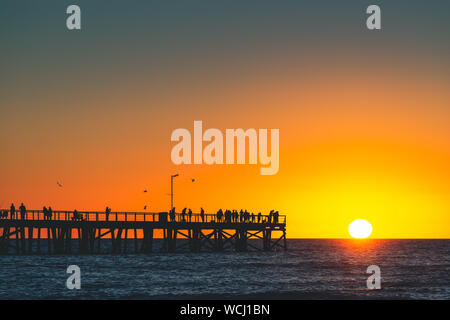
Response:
[1,1,449,239]
[2,61,449,238]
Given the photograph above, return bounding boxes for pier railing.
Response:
[0,210,286,225]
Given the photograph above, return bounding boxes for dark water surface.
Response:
[0,239,448,299]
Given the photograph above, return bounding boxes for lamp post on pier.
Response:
[170,174,179,210]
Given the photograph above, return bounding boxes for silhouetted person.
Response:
[188,209,192,222]
[257,212,261,223]
[72,210,79,221]
[268,210,274,223]
[225,210,231,223]
[200,208,205,222]
[181,208,187,222]
[105,206,111,221]
[19,203,26,220]
[216,209,223,222]
[239,210,244,222]
[244,210,249,222]
[10,203,15,219]
[170,207,176,222]
[43,206,48,220]
[251,213,255,223]
[48,206,53,220]
[274,211,279,224]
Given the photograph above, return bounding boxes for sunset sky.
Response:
[1,1,449,238]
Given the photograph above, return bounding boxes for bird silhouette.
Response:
[57,182,63,187]
[143,190,148,193]
[191,179,195,182]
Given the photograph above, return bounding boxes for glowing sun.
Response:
[348,219,373,239]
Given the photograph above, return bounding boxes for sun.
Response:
[348,219,373,239]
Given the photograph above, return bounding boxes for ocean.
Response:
[0,239,448,299]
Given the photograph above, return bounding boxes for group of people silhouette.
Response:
[2,204,115,222]
[42,206,53,220]
[169,207,194,222]
[1,203,55,220]
[168,207,280,224]
[71,206,111,221]
[1,203,28,220]
[1,204,280,224]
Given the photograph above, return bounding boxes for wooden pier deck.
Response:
[0,210,286,254]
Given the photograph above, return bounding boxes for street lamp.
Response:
[170,174,179,210]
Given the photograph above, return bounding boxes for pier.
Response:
[0,210,286,254]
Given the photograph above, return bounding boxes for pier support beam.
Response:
[141,227,153,253]
[214,229,224,252]
[27,227,33,253]
[37,228,41,253]
[191,228,200,252]
[263,229,272,251]
[168,228,176,252]
[20,227,26,254]
[0,227,10,254]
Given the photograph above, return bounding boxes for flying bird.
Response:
[191,179,195,182]
[143,189,148,193]
[57,182,63,187]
